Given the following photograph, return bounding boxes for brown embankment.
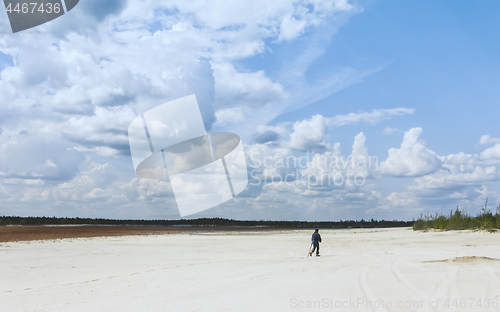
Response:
[0,225,284,242]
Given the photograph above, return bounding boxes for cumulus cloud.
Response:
[256,123,291,139]
[215,107,248,126]
[254,130,281,144]
[242,131,377,219]
[246,143,295,178]
[480,144,500,161]
[409,165,498,191]
[277,0,355,41]
[378,127,441,177]
[7,0,486,221]
[0,0,366,219]
[2,156,181,218]
[373,163,499,219]
[370,136,500,218]
[254,133,381,220]
[0,123,84,182]
[348,132,372,177]
[439,138,500,166]
[441,152,478,166]
[51,160,118,201]
[213,62,288,110]
[381,126,398,135]
[62,107,136,156]
[325,108,415,127]
[242,128,499,220]
[278,14,308,41]
[287,115,329,152]
[479,135,500,145]
[299,132,377,189]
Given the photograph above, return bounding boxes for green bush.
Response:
[413,199,500,231]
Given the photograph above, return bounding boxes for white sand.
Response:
[1,228,500,312]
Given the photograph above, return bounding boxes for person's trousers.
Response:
[311,242,319,254]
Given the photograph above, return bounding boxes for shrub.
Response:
[413,198,500,231]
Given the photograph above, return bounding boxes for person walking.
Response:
[309,229,322,257]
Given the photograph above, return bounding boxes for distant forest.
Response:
[0,216,413,229]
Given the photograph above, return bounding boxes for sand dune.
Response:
[1,228,499,311]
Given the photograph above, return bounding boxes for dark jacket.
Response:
[312,232,322,244]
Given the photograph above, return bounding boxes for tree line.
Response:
[0,216,413,228]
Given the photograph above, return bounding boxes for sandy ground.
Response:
[1,228,500,312]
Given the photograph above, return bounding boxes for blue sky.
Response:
[0,52,13,71]
[259,0,500,154]
[0,0,499,220]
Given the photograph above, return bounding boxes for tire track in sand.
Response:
[358,264,388,312]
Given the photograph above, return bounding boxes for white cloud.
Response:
[287,115,329,152]
[299,132,377,190]
[8,0,492,221]
[42,160,58,168]
[381,126,398,135]
[245,143,295,179]
[256,122,292,139]
[451,135,500,165]
[479,135,500,145]
[0,121,85,182]
[214,107,248,126]
[378,127,441,177]
[325,108,415,127]
[277,0,354,41]
[62,106,136,156]
[371,140,500,218]
[0,0,366,219]
[212,62,288,111]
[278,14,308,41]
[440,144,500,166]
[24,179,45,186]
[53,160,117,201]
[480,144,500,160]
[409,165,498,191]
[83,188,109,200]
[348,132,372,178]
[441,152,478,165]
[373,164,499,219]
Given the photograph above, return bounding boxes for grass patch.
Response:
[413,198,500,231]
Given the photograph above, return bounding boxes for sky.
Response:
[0,0,499,221]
